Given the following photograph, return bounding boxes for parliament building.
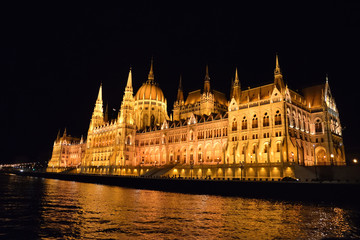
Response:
[47,56,346,179]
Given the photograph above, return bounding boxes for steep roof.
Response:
[184,89,228,106]
[213,90,228,106]
[239,83,275,104]
[185,89,202,105]
[302,84,324,108]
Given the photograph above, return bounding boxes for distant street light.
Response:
[354,159,358,164]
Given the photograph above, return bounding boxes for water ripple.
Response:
[0,174,359,239]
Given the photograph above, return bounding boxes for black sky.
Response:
[2,2,360,164]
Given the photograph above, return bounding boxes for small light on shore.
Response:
[353,159,358,164]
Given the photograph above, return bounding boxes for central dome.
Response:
[135,82,165,102]
[133,58,169,130]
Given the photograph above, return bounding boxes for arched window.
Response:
[126,136,131,145]
[143,114,148,128]
[300,114,304,130]
[263,112,269,127]
[264,144,268,153]
[276,142,281,152]
[315,119,322,133]
[252,114,258,128]
[150,115,155,128]
[242,116,247,130]
[198,147,202,162]
[286,108,291,126]
[232,118,237,131]
[275,110,282,125]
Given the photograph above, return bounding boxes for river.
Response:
[0,173,359,239]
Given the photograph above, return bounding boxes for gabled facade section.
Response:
[47,129,86,171]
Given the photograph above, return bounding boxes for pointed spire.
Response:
[63,128,67,137]
[231,68,241,102]
[147,57,154,83]
[234,68,239,84]
[90,84,104,129]
[119,67,135,125]
[97,83,103,101]
[95,84,104,111]
[274,53,281,75]
[204,65,211,93]
[274,54,285,90]
[176,75,184,102]
[205,65,210,81]
[125,68,133,93]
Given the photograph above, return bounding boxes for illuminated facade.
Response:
[48,129,86,169]
[47,56,346,178]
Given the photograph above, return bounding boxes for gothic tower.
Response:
[116,68,136,166]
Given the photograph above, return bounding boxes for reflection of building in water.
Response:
[47,56,346,178]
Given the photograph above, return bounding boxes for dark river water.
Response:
[1,174,359,239]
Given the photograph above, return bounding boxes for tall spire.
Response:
[274,54,285,90]
[176,75,184,102]
[204,65,211,93]
[147,57,154,83]
[274,53,281,75]
[125,68,133,93]
[234,68,240,86]
[90,84,104,129]
[119,67,135,125]
[231,68,241,102]
[94,84,104,115]
[97,83,103,101]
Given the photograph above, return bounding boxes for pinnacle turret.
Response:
[231,68,241,102]
[125,68,133,92]
[274,54,281,75]
[119,67,135,125]
[274,54,285,90]
[204,65,211,93]
[147,57,154,83]
[176,75,184,102]
[89,84,104,129]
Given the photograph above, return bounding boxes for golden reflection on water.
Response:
[36,178,357,239]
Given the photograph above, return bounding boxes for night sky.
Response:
[2,2,360,164]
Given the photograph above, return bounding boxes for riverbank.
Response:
[9,171,360,204]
